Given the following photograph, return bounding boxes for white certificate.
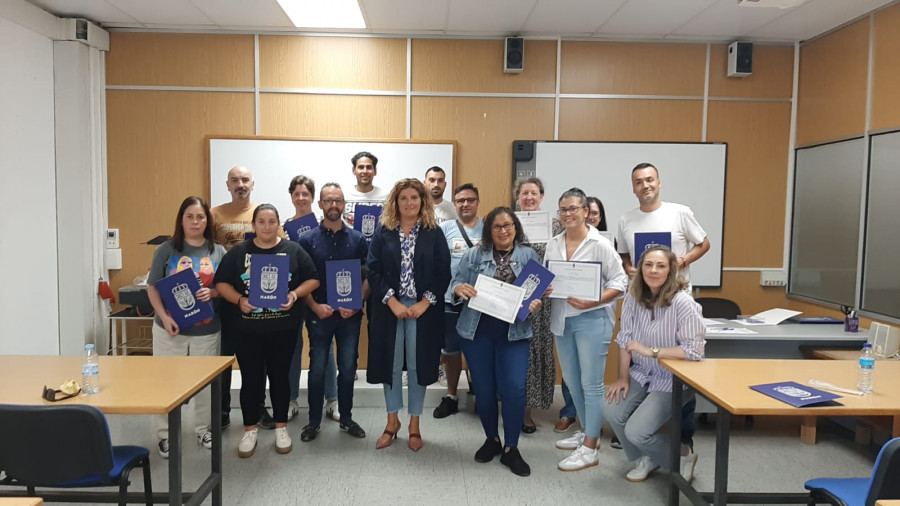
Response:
[516,211,552,243]
[546,260,602,301]
[467,274,527,324]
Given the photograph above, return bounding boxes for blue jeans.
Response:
[383,298,426,416]
[460,315,530,448]
[289,325,338,403]
[554,309,612,440]
[306,312,362,426]
[559,380,576,420]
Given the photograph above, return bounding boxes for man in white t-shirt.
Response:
[424,166,457,224]
[616,162,710,284]
[343,151,390,226]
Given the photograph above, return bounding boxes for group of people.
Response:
[146,151,709,482]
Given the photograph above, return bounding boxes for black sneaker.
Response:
[300,424,320,442]
[340,420,367,438]
[610,435,623,449]
[258,407,275,430]
[474,437,502,463]
[432,396,458,419]
[221,412,231,430]
[500,447,531,477]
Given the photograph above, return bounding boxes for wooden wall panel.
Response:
[707,101,791,268]
[708,44,794,98]
[260,94,406,139]
[560,41,706,96]
[411,39,557,94]
[558,99,703,141]
[106,33,254,87]
[871,4,900,131]
[796,19,869,146]
[259,36,407,91]
[105,90,255,293]
[411,97,555,209]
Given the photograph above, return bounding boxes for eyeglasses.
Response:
[454,198,478,205]
[558,206,586,216]
[42,384,80,402]
[492,223,515,233]
[321,199,346,206]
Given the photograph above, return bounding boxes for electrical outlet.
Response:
[760,269,787,287]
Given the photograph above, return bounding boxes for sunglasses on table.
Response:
[42,384,81,402]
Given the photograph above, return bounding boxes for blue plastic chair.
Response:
[804,437,900,506]
[0,403,152,506]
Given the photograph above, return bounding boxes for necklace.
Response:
[496,249,512,264]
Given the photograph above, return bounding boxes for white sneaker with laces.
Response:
[197,429,212,450]
[275,427,292,454]
[680,449,698,482]
[555,430,585,450]
[287,400,300,422]
[238,429,258,458]
[626,455,660,482]
[558,445,598,471]
[437,363,447,387]
[324,400,340,422]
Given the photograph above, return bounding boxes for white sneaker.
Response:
[402,371,408,386]
[324,400,340,422]
[238,429,258,458]
[275,427,292,454]
[287,400,300,422]
[437,363,447,387]
[555,430,585,450]
[558,445,598,471]
[680,449,698,482]
[626,455,660,482]
[197,429,212,450]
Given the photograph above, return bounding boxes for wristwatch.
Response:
[651,347,660,359]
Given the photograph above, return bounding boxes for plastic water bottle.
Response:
[82,344,100,395]
[857,343,874,394]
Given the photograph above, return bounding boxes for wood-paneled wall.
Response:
[106,32,800,372]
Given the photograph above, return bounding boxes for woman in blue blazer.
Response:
[367,178,451,451]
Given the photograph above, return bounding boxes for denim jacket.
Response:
[451,244,540,342]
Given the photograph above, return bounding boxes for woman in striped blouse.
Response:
[603,245,706,483]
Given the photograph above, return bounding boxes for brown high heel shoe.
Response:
[407,432,423,451]
[376,422,401,449]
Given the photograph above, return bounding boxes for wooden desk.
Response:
[0,498,43,506]
[876,501,900,505]
[0,356,233,506]
[662,358,900,506]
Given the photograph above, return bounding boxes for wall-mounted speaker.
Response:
[504,37,524,73]
[727,41,753,77]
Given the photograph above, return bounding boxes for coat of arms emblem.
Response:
[520,273,540,301]
[336,269,352,297]
[261,265,279,294]
[362,214,376,236]
[172,282,196,311]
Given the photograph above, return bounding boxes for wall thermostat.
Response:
[106,229,119,249]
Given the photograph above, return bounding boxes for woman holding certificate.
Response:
[452,207,543,477]
[367,179,451,451]
[147,196,226,459]
[214,204,319,458]
[604,246,705,483]
[544,187,628,472]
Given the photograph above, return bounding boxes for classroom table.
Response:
[0,355,233,506]
[662,358,900,506]
[704,319,869,359]
[0,498,43,506]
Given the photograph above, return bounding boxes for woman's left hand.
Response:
[280,291,298,311]
[195,287,212,303]
[407,299,430,319]
[528,298,542,313]
[605,378,630,404]
[624,340,652,357]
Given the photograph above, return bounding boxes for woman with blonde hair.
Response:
[367,178,451,451]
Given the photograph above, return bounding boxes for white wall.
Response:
[0,12,60,354]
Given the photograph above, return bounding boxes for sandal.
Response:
[376,422,401,449]
[408,432,423,452]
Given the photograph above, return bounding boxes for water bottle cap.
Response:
[85,344,95,350]
[863,343,872,348]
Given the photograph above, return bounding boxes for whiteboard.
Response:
[209,138,455,217]
[531,142,726,287]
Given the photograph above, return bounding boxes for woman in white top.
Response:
[544,187,628,472]
[604,246,706,483]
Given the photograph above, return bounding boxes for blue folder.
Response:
[249,254,289,308]
[513,259,555,321]
[284,214,318,242]
[634,232,672,258]
[750,381,842,407]
[154,267,214,328]
[325,259,363,310]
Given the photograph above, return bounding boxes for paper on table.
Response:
[467,274,527,324]
[703,318,725,326]
[706,327,758,335]
[733,308,802,326]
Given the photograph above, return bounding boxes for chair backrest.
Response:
[866,437,900,506]
[694,297,742,319]
[0,404,114,486]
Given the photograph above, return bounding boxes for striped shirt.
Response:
[616,291,706,393]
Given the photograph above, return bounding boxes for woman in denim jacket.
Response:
[451,207,544,477]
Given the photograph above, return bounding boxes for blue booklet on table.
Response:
[284,214,318,242]
[154,267,214,328]
[634,232,672,258]
[249,254,289,308]
[513,259,555,322]
[353,205,381,243]
[325,259,363,310]
[750,381,842,407]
